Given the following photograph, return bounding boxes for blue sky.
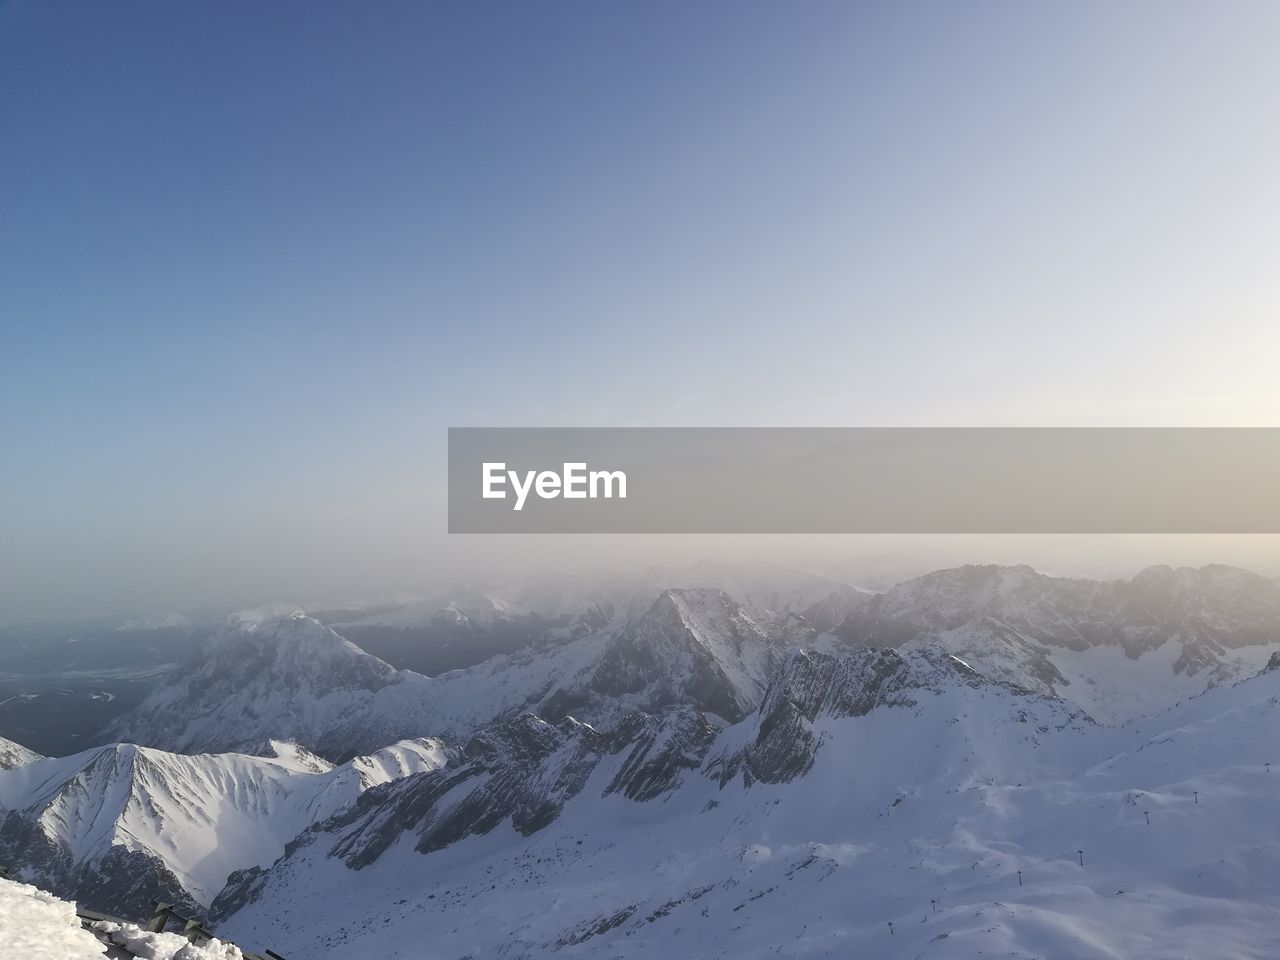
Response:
[3,2,1279,618]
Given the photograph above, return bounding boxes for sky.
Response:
[3,1,1280,620]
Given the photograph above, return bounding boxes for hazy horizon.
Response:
[5,535,1280,626]
[5,2,1280,621]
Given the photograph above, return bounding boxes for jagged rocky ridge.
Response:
[706,647,979,786]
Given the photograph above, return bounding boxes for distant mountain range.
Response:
[2,562,1279,958]
[105,564,1280,757]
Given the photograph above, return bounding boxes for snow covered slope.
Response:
[213,649,1280,959]
[0,736,447,918]
[211,644,1151,959]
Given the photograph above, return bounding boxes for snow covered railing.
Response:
[87,900,289,960]
[3,873,277,960]
[138,900,210,941]
[80,895,287,959]
[74,900,290,959]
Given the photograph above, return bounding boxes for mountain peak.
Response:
[214,614,392,667]
[103,617,441,759]
[0,735,447,919]
[647,587,742,633]
[566,586,790,725]
[187,615,402,700]
[0,736,41,770]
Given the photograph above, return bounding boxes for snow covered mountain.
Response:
[0,736,447,918]
[325,565,857,677]
[535,588,808,727]
[206,643,1111,958]
[102,614,487,760]
[199,647,1280,960]
[824,563,1280,721]
[105,590,810,763]
[8,562,1280,957]
[101,566,1280,772]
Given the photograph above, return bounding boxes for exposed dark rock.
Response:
[705,647,984,787]
[604,711,721,802]
[213,705,720,920]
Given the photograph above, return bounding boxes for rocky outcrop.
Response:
[705,647,984,786]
